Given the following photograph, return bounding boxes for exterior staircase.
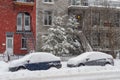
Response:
[78,31,93,52]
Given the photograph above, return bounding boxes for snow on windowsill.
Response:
[21,48,27,50]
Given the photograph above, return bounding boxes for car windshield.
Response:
[76,52,90,59]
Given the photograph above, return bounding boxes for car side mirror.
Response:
[86,58,90,61]
[26,60,30,63]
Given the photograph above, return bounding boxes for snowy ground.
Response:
[0,59,120,80]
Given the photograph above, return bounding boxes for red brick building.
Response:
[0,0,36,55]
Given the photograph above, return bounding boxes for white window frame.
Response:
[43,10,53,26]
[17,13,31,31]
[24,13,30,31]
[17,13,22,31]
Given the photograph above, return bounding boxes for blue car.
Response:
[9,52,62,72]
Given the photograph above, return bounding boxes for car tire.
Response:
[104,62,111,66]
[78,63,85,67]
[17,66,26,71]
[48,65,58,70]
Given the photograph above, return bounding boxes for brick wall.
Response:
[0,0,36,55]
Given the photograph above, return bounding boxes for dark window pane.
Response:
[17,17,22,26]
[25,17,30,26]
[44,11,52,25]
[22,38,27,48]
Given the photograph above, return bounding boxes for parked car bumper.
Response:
[9,67,18,72]
[67,64,77,67]
[56,63,62,68]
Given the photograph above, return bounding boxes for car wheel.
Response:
[17,66,26,71]
[49,66,58,70]
[104,62,112,66]
[78,63,85,67]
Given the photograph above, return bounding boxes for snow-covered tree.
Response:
[42,15,82,55]
[66,15,83,54]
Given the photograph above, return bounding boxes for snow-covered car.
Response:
[67,51,114,67]
[9,52,62,72]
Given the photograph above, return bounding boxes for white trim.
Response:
[24,13,31,31]
[17,13,22,31]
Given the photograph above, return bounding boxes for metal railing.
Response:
[13,0,34,2]
[70,0,120,8]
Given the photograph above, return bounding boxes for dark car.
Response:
[9,52,62,72]
[67,51,114,67]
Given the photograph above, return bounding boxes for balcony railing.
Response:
[13,0,34,6]
[69,0,120,8]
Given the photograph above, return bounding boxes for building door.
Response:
[6,35,13,56]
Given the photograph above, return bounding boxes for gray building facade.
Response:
[36,0,69,51]
[36,0,120,57]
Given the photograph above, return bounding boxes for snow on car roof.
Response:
[76,51,113,59]
[21,52,61,61]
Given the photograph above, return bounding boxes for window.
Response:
[16,0,34,2]
[21,38,27,49]
[81,0,88,6]
[92,32,100,47]
[17,13,22,31]
[17,13,31,31]
[114,13,120,27]
[24,13,30,31]
[71,0,80,5]
[43,0,53,2]
[92,12,100,26]
[44,11,52,26]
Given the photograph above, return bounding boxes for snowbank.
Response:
[0,61,9,72]
[0,60,120,80]
[0,65,120,80]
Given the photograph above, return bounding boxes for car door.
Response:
[85,54,98,66]
[85,59,97,66]
[25,55,40,70]
[37,54,51,70]
[95,59,106,66]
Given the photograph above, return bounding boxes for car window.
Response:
[96,59,105,62]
